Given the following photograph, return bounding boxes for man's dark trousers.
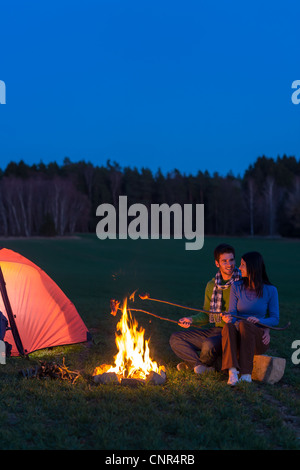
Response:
[169,327,222,369]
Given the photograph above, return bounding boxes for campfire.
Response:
[93,298,166,386]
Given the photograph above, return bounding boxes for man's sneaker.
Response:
[227,368,239,386]
[239,374,252,383]
[194,364,214,374]
[176,362,190,371]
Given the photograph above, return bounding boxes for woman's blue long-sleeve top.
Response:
[228,280,279,327]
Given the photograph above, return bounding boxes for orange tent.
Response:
[0,248,90,356]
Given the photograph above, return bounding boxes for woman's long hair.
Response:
[241,251,272,297]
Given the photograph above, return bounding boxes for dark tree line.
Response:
[0,155,300,238]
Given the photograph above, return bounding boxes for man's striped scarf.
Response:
[209,267,242,323]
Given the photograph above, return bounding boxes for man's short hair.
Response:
[214,244,235,262]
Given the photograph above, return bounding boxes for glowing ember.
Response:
[93,299,165,381]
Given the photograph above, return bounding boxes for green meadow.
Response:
[0,234,299,450]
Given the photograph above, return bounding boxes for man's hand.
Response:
[178,317,193,328]
[221,314,233,323]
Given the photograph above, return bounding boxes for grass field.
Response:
[0,234,299,450]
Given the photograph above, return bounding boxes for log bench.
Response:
[251,355,286,384]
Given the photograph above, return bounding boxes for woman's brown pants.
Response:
[221,320,269,375]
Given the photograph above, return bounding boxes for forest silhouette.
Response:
[0,155,299,238]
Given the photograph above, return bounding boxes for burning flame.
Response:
[93,299,163,380]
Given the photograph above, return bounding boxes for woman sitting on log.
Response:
[221,251,279,386]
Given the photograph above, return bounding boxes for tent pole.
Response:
[0,266,25,356]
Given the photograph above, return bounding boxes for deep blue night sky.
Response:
[0,0,299,176]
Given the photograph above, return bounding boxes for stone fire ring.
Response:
[93,370,167,386]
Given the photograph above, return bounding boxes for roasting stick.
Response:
[122,308,178,325]
[110,300,204,328]
[110,297,290,331]
[113,303,290,331]
[139,293,204,312]
[137,293,291,331]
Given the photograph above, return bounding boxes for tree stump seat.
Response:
[252,355,286,384]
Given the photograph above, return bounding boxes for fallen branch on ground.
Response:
[19,357,81,384]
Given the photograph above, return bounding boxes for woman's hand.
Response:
[247,317,270,344]
[262,328,270,345]
[246,316,260,324]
